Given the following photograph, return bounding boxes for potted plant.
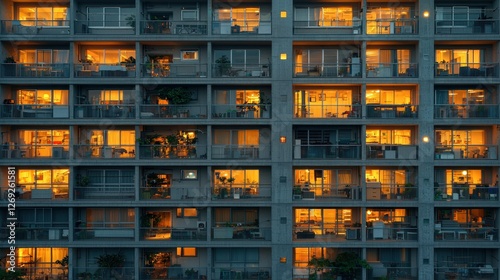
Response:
[125,15,136,28]
[185,268,198,280]
[215,55,231,76]
[55,255,69,279]
[76,175,90,187]
[332,252,370,280]
[308,257,334,280]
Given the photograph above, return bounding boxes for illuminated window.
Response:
[181,50,199,61]
[177,247,197,257]
[17,248,68,272]
[84,49,136,64]
[17,89,68,105]
[17,168,69,193]
[176,208,198,218]
[366,129,412,145]
[366,88,413,105]
[18,7,69,26]
[214,208,258,226]
[366,7,412,34]
[87,7,135,27]
[214,8,260,32]
[18,49,69,64]
[84,208,135,227]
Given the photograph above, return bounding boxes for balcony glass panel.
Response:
[293,89,361,118]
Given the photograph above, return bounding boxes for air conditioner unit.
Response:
[197,221,206,231]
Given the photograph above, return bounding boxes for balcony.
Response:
[366,18,418,35]
[73,267,134,280]
[140,104,207,119]
[212,226,271,241]
[74,226,135,240]
[75,63,136,78]
[293,17,362,35]
[140,186,208,200]
[364,183,418,201]
[141,20,208,35]
[212,104,271,119]
[212,20,271,35]
[294,104,361,119]
[211,184,271,200]
[212,63,270,78]
[366,145,418,160]
[0,144,69,160]
[366,224,418,241]
[1,104,69,119]
[1,186,68,201]
[141,63,208,78]
[213,268,271,280]
[1,63,70,78]
[435,62,498,78]
[435,221,498,242]
[0,226,69,241]
[139,144,204,159]
[0,20,70,35]
[74,185,134,200]
[293,224,361,241]
[293,184,362,201]
[211,144,270,160]
[293,143,361,160]
[74,104,135,119]
[141,227,207,241]
[436,18,498,35]
[366,63,418,78]
[366,105,418,119]
[74,145,135,159]
[141,266,208,280]
[74,20,135,35]
[434,145,497,160]
[435,183,498,201]
[434,104,498,119]
[293,63,361,78]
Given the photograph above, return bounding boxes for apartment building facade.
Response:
[0,0,499,279]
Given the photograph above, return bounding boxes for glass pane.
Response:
[104,8,120,27]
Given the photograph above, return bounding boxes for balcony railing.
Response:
[212,267,271,280]
[1,20,70,35]
[0,144,69,159]
[140,104,208,119]
[141,63,208,78]
[212,104,271,119]
[0,227,69,241]
[434,104,498,119]
[141,20,208,35]
[434,62,498,77]
[367,63,418,77]
[74,267,134,280]
[293,184,361,201]
[141,227,207,241]
[293,15,362,35]
[370,263,417,280]
[366,18,418,35]
[74,21,135,35]
[294,144,361,159]
[366,226,418,240]
[434,183,498,201]
[212,63,270,78]
[74,145,135,159]
[75,63,136,78]
[140,186,208,200]
[74,226,135,240]
[211,184,271,200]
[141,266,208,280]
[365,183,418,200]
[436,18,498,34]
[211,144,270,160]
[294,104,361,119]
[1,63,70,78]
[1,104,69,119]
[14,265,66,280]
[74,185,135,200]
[293,63,361,78]
[366,145,418,160]
[434,265,496,280]
[366,105,418,118]
[0,186,68,200]
[212,226,271,240]
[74,104,135,119]
[293,267,362,280]
[435,145,497,160]
[212,20,271,35]
[139,145,204,159]
[435,226,498,241]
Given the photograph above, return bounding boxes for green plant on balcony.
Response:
[185,268,198,279]
[3,56,16,63]
[215,55,231,76]
[157,87,192,105]
[403,183,416,199]
[332,252,370,280]
[55,255,69,279]
[125,15,136,28]
[0,269,25,280]
[76,175,90,187]
[95,252,125,280]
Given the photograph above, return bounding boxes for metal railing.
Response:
[293,63,361,78]
[0,227,69,241]
[73,145,135,159]
[434,104,498,119]
[140,20,208,35]
[141,266,208,280]
[74,186,135,200]
[1,63,70,78]
[211,144,270,160]
[435,226,498,241]
[140,104,208,119]
[213,267,271,280]
[366,104,418,118]
[434,264,496,280]
[293,266,362,280]
[73,267,134,280]
[141,63,208,78]
[0,186,69,200]
[366,226,418,240]
[211,184,271,200]
[1,20,70,35]
[212,20,271,34]
[74,104,135,119]
[434,183,498,201]
[434,61,498,77]
[139,145,203,159]
[74,227,135,240]
[140,227,207,241]
[211,104,271,119]
[0,144,69,159]
[212,226,271,240]
[436,17,499,34]
[366,145,418,160]
[212,63,270,78]
[365,183,418,200]
[293,184,361,201]
[294,104,361,119]
[293,144,361,159]
[366,18,418,35]
[0,104,69,118]
[140,186,208,200]
[434,144,497,160]
[74,20,135,34]
[74,63,136,78]
[366,62,418,77]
